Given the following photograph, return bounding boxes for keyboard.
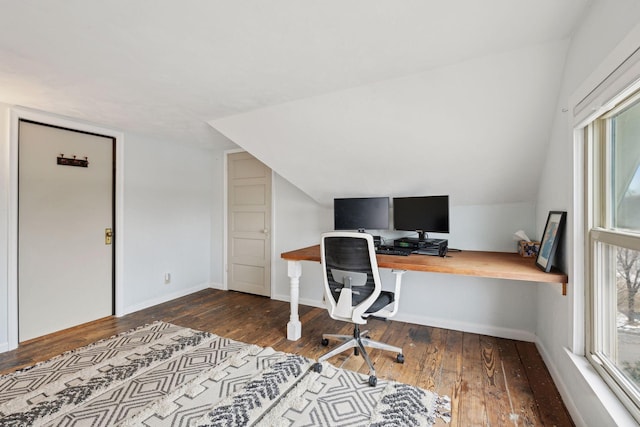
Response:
[375,246,412,256]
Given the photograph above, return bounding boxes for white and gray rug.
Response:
[0,322,451,426]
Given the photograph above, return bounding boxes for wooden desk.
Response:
[280,245,568,340]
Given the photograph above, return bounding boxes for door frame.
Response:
[223,149,275,294]
[7,108,125,350]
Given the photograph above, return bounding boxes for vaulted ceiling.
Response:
[0,1,592,205]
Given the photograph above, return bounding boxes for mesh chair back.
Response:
[323,235,377,307]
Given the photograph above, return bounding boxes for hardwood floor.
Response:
[0,288,574,426]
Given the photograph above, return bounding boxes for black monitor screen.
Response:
[393,195,449,237]
[334,197,389,231]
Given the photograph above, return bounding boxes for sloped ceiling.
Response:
[0,1,591,204]
[211,41,569,206]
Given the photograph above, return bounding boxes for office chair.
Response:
[312,231,406,386]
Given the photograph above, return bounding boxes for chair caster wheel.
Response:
[368,375,377,387]
[321,338,329,346]
[312,363,322,373]
[396,353,405,364]
[354,348,359,356]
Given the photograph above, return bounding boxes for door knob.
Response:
[105,228,113,245]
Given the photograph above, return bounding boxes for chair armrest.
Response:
[386,269,406,318]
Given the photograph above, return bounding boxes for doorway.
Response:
[18,120,115,341]
[227,151,272,296]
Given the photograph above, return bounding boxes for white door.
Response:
[227,152,272,296]
[18,121,114,341]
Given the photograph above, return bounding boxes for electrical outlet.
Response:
[164,273,171,284]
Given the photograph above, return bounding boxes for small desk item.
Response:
[281,245,568,341]
[375,246,412,256]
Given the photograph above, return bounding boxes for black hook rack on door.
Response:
[57,154,89,168]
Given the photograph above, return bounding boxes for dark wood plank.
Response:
[517,341,575,426]
[458,333,488,425]
[496,338,543,426]
[368,320,413,383]
[439,329,463,426]
[413,325,446,391]
[479,335,516,426]
[0,289,574,426]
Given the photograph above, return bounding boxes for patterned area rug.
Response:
[0,322,451,426]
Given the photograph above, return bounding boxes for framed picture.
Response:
[536,211,567,272]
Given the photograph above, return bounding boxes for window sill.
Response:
[565,347,638,426]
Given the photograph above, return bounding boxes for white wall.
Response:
[536,1,640,425]
[0,106,219,349]
[120,132,214,313]
[0,103,11,349]
[209,149,226,288]
[272,173,330,307]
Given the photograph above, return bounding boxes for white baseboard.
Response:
[393,312,536,342]
[271,293,289,303]
[271,293,535,342]
[122,283,212,316]
[271,293,325,310]
[208,282,225,290]
[0,342,8,353]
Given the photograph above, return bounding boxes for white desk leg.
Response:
[286,260,302,341]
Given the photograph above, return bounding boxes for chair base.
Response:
[317,325,403,386]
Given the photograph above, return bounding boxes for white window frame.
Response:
[585,92,640,422]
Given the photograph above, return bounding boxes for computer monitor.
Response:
[393,195,449,241]
[334,197,389,232]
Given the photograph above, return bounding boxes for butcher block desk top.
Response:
[281,245,568,294]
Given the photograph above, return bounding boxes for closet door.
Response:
[18,121,114,341]
[227,152,272,296]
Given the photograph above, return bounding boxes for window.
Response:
[587,90,640,419]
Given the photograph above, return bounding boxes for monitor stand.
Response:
[396,230,428,247]
[394,236,429,248]
[356,229,381,247]
[394,232,448,249]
